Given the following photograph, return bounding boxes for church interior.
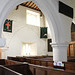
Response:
[0,0,75,75]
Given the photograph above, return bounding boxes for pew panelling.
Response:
[36,68,47,75]
[0,59,5,65]
[29,64,75,75]
[35,60,41,65]
[5,60,22,65]
[64,62,75,71]
[0,65,22,75]
[31,60,35,64]
[5,64,33,75]
[47,61,53,67]
[41,61,47,66]
[7,56,75,72]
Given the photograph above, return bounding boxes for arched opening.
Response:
[0,0,70,62]
[1,1,54,58]
[0,0,64,43]
[67,21,75,57]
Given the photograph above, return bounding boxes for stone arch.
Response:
[0,0,66,43]
[0,0,72,61]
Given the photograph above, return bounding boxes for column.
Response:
[51,42,69,62]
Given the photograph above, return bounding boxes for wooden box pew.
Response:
[0,59,32,75]
[64,62,75,71]
[8,56,33,63]
[26,58,53,67]
[8,57,27,62]
[7,56,53,62]
[8,56,75,63]
[25,57,46,63]
[30,59,35,64]
[26,58,75,72]
[5,64,33,75]
[68,59,75,62]
[7,56,75,72]
[7,56,54,70]
[0,59,23,66]
[15,57,26,62]
[44,61,75,72]
[5,60,23,65]
[7,57,20,61]
[0,59,6,65]
[0,65,22,75]
[7,56,53,64]
[47,61,75,72]
[28,59,75,72]
[41,60,53,67]
[29,64,75,75]
[40,60,47,66]
[23,56,44,59]
[68,56,75,59]
[25,58,34,63]
[68,56,75,62]
[35,60,41,65]
[27,59,42,65]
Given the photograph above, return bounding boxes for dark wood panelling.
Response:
[67,42,75,57]
[48,39,52,52]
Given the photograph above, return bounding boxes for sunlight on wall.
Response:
[21,42,37,56]
[26,10,40,26]
[45,19,52,38]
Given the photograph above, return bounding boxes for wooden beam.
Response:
[23,2,28,6]
[26,1,31,7]
[27,1,32,7]
[20,1,41,12]
[28,2,34,7]
[31,4,36,8]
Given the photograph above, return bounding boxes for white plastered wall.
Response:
[2,6,48,57]
[0,0,74,61]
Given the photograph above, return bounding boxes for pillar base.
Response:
[51,42,69,62]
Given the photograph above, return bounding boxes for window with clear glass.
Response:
[22,43,31,56]
[26,10,40,26]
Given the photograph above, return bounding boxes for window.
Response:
[21,43,37,56]
[26,10,40,26]
[21,43,31,56]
